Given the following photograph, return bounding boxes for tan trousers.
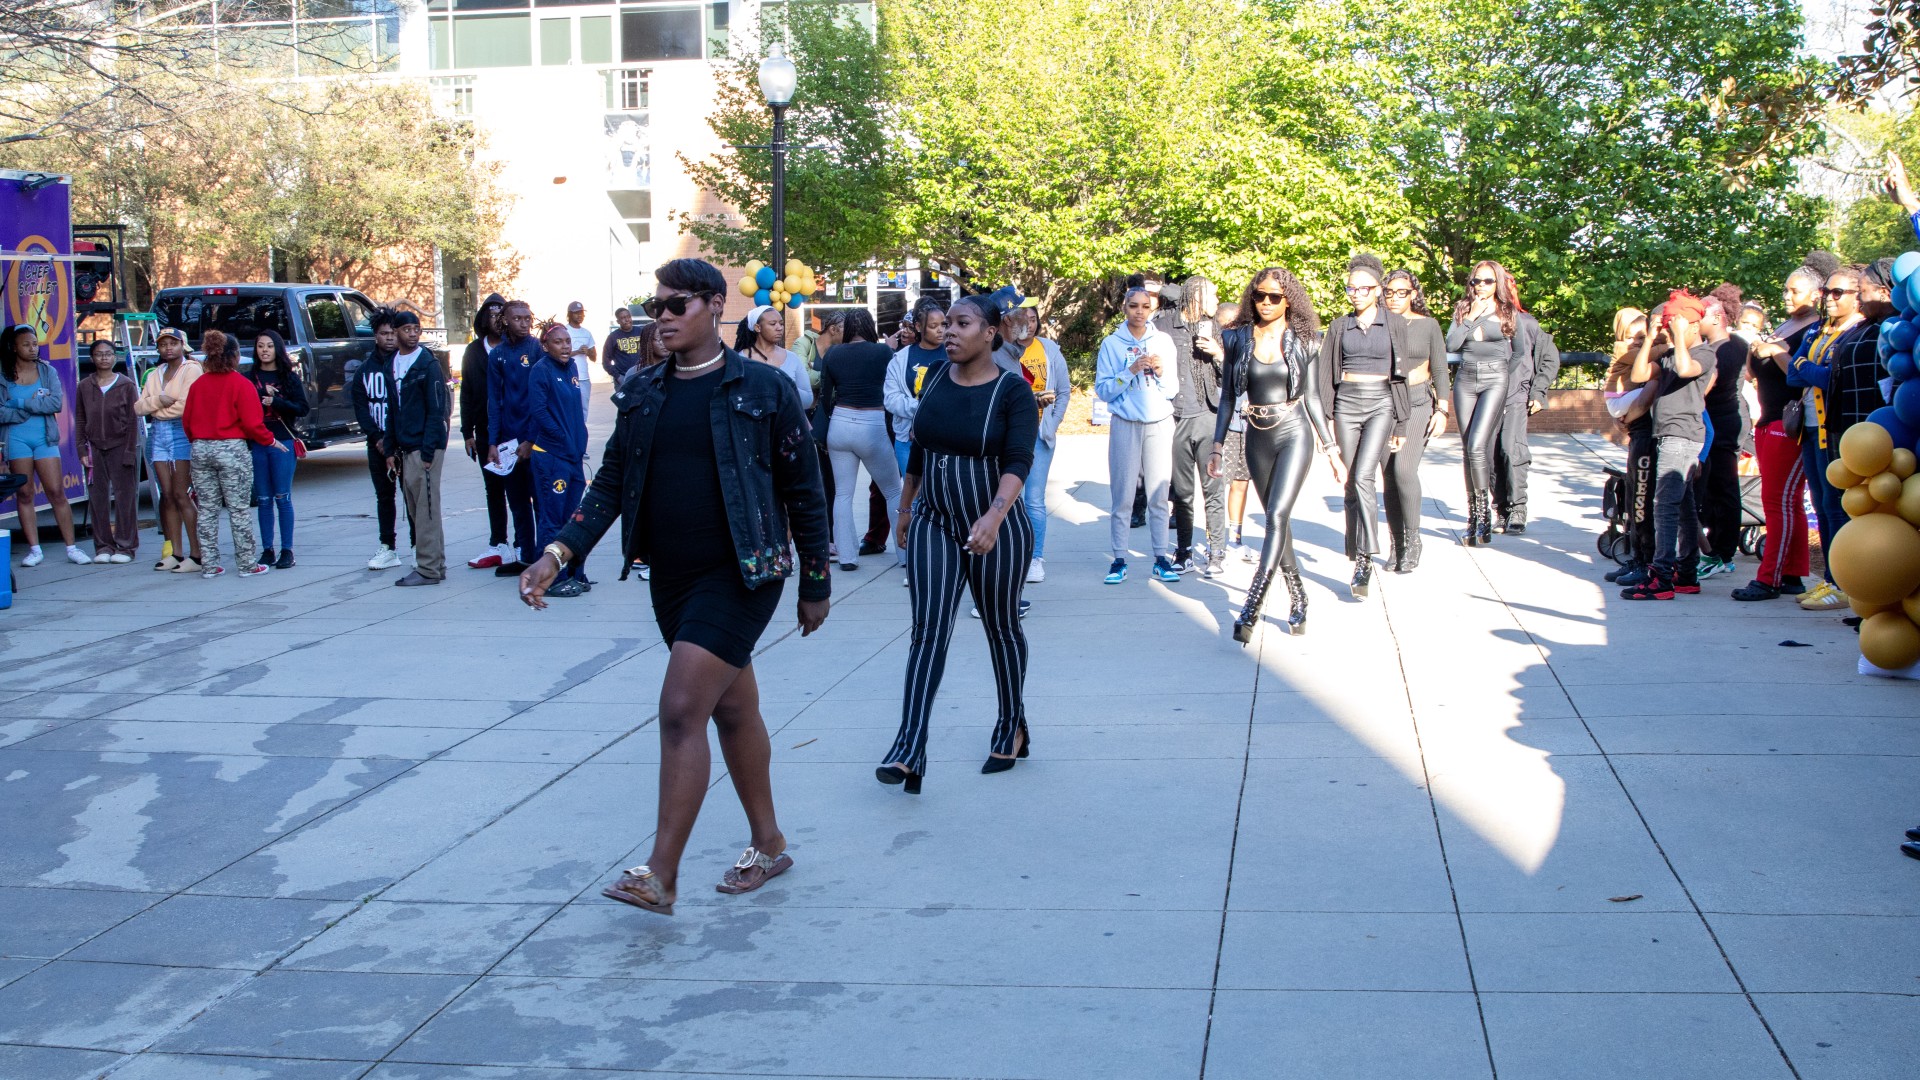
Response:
[399,450,446,579]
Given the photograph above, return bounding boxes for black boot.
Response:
[1477,494,1495,546]
[1233,570,1274,645]
[1351,557,1372,600]
[1399,528,1422,572]
[1282,568,1308,635]
[1463,495,1483,547]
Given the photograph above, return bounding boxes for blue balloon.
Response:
[1867,406,1918,451]
[754,266,778,289]
[1887,318,1917,354]
[786,293,804,309]
[1895,251,1920,286]
[1890,352,1917,383]
[1896,378,1920,429]
[753,288,771,306]
[1898,286,1917,316]
[1903,273,1920,315]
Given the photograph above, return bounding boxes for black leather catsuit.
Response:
[1446,313,1523,495]
[1214,325,1333,578]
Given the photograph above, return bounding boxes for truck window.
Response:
[153,289,294,348]
[306,294,350,340]
[341,294,376,338]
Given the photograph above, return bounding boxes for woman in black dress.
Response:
[1209,268,1338,642]
[878,294,1038,793]
[520,258,830,915]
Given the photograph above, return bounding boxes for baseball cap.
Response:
[567,301,585,312]
[984,285,1039,314]
[155,326,186,343]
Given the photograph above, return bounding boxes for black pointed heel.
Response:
[875,765,922,794]
[1233,570,1274,645]
[983,730,1029,773]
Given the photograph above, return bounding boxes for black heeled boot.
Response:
[1283,569,1308,635]
[1475,493,1494,546]
[1233,570,1274,645]
[1462,495,1482,547]
[1399,529,1422,572]
[1351,557,1372,600]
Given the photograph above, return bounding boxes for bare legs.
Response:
[641,640,785,901]
[9,457,76,548]
[151,459,202,560]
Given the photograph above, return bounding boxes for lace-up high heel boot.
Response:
[1399,526,1423,572]
[1283,568,1308,635]
[1474,492,1495,546]
[1233,569,1274,645]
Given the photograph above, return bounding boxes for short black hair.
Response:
[370,308,402,332]
[951,294,1004,352]
[1347,252,1386,283]
[843,308,879,343]
[656,258,727,297]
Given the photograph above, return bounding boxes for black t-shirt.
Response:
[1748,348,1792,428]
[1339,318,1392,376]
[1705,337,1745,418]
[818,341,892,410]
[906,367,1039,481]
[1653,344,1711,443]
[641,369,730,571]
[603,328,646,381]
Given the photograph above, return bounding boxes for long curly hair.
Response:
[1383,269,1432,318]
[1231,267,1319,341]
[1452,260,1521,338]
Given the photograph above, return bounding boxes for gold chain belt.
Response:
[1243,400,1298,431]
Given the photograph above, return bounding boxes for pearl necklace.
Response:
[674,352,723,373]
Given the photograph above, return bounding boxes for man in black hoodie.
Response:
[350,310,407,570]
[460,294,512,568]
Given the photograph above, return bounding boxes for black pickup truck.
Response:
[148,283,443,448]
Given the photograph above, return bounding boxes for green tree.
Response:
[677,1,902,279]
[1295,0,1828,348]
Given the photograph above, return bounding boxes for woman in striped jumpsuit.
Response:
[878,294,1039,794]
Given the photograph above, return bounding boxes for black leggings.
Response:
[1452,360,1509,494]
[885,451,1033,777]
[1384,397,1431,547]
[481,457,509,547]
[364,445,408,549]
[1333,381,1394,558]
[1244,407,1316,576]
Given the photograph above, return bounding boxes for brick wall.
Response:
[1441,389,1624,445]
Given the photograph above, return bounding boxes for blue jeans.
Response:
[894,436,911,478]
[251,441,296,550]
[1024,437,1054,558]
[1798,436,1845,584]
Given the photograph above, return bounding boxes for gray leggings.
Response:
[826,408,901,560]
[1109,415,1173,558]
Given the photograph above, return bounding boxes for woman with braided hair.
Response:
[1209,267,1338,642]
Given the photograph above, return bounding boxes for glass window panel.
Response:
[580,15,611,62]
[218,24,296,76]
[220,0,294,22]
[704,0,726,56]
[535,0,606,5]
[298,19,379,73]
[452,0,526,9]
[429,15,451,68]
[300,0,396,16]
[452,13,532,67]
[620,8,700,61]
[539,18,570,64]
[305,295,349,341]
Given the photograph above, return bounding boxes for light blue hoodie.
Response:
[1095,323,1177,423]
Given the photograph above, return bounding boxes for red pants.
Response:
[1753,421,1808,585]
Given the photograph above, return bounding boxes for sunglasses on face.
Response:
[643,292,715,318]
[1821,288,1858,299]
[1252,290,1286,304]
[1470,277,1496,286]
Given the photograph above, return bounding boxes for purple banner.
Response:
[2,174,84,517]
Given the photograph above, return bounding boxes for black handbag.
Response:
[1781,388,1811,441]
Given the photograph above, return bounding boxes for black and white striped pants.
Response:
[883,450,1034,776]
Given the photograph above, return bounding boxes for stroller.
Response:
[1597,460,1767,566]
[1736,463,1765,557]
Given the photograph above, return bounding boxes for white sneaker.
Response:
[367,545,401,570]
[66,545,91,565]
[93,552,113,564]
[109,553,133,564]
[22,546,44,567]
[1026,558,1046,584]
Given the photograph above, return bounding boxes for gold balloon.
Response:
[1900,474,1920,526]
[1893,448,1918,480]
[1860,611,1920,670]
[1826,459,1862,491]
[744,259,765,275]
[1828,512,1920,605]
[1840,421,1895,478]
[738,277,759,297]
[1870,471,1904,503]
[1851,594,1899,618]
[1905,587,1920,625]
[1841,484,1879,519]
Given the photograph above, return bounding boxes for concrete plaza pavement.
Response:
[0,406,1915,1079]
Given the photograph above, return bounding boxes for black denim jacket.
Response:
[553,348,831,601]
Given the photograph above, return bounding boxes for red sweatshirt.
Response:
[181,370,275,445]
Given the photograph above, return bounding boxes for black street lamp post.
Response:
[758,44,797,277]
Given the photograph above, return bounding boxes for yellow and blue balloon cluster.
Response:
[1829,251,1920,668]
[737,259,818,310]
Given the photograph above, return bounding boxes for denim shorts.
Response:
[148,418,191,462]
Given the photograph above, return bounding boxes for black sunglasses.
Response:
[1252,290,1286,304]
[1469,277,1496,286]
[643,292,716,318]
[1821,287,1858,299]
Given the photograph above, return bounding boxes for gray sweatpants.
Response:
[826,408,901,562]
[1109,415,1173,559]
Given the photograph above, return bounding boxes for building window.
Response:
[431,75,476,116]
[452,12,532,67]
[620,7,701,61]
[539,17,570,63]
[606,66,648,111]
[580,14,611,62]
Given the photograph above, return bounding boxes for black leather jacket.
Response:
[554,348,831,601]
[1213,325,1333,447]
